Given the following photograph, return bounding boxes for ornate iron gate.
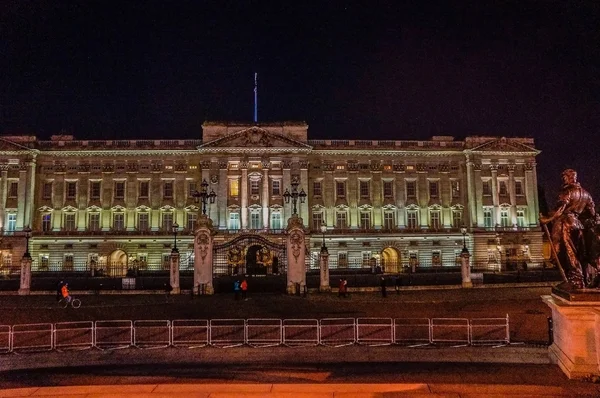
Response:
[213,234,288,276]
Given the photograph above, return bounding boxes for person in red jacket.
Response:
[241,278,248,300]
[61,283,71,303]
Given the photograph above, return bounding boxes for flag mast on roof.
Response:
[254,72,258,124]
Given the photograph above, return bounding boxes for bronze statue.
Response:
[540,169,600,289]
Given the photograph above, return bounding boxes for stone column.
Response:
[299,161,309,226]
[17,166,27,229]
[286,215,306,295]
[262,166,269,229]
[508,164,517,226]
[0,165,8,231]
[460,248,472,288]
[217,160,228,229]
[169,251,180,294]
[241,162,248,229]
[465,153,477,227]
[490,164,499,226]
[194,214,215,295]
[25,158,36,229]
[319,246,330,292]
[18,256,32,295]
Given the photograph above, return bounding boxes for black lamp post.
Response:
[193,179,217,215]
[171,222,179,253]
[23,226,32,259]
[460,227,469,255]
[320,222,328,254]
[283,180,307,216]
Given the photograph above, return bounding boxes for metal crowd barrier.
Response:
[0,316,511,353]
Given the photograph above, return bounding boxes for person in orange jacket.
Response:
[241,278,248,300]
[61,283,72,303]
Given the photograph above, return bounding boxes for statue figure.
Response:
[540,169,600,289]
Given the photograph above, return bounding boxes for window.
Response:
[482,180,492,196]
[451,180,460,198]
[251,180,260,195]
[162,212,173,231]
[7,214,16,231]
[229,179,239,198]
[517,209,526,227]
[163,181,174,198]
[336,211,347,229]
[8,182,18,198]
[139,181,149,198]
[229,212,240,230]
[89,213,100,232]
[515,181,524,196]
[359,181,370,198]
[113,213,125,231]
[250,212,261,229]
[66,182,77,199]
[138,212,149,231]
[383,211,395,230]
[64,254,74,270]
[312,212,324,230]
[432,250,441,266]
[272,180,281,196]
[499,181,508,196]
[42,214,52,232]
[39,254,49,269]
[429,181,439,198]
[336,181,346,198]
[313,181,322,197]
[407,210,418,229]
[383,181,393,198]
[500,208,510,227]
[42,182,53,200]
[187,212,197,231]
[360,211,371,229]
[362,252,372,267]
[430,210,441,230]
[90,181,101,199]
[271,212,281,230]
[406,181,416,198]
[484,208,493,228]
[452,211,462,228]
[338,252,348,268]
[114,181,125,199]
[64,213,76,231]
[188,182,197,198]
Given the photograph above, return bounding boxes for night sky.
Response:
[1,1,599,205]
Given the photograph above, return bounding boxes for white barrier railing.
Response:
[210,319,245,348]
[320,318,356,347]
[134,320,171,349]
[246,319,282,347]
[94,320,133,350]
[54,321,94,351]
[394,318,431,347]
[0,325,11,353]
[171,319,209,348]
[0,316,511,354]
[469,315,510,346]
[11,323,53,352]
[282,319,319,347]
[356,318,393,346]
[431,318,470,346]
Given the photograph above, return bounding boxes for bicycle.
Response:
[58,296,81,309]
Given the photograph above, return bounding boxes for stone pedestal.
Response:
[319,248,330,292]
[194,215,215,295]
[18,257,32,295]
[460,249,472,288]
[542,284,600,379]
[169,251,181,294]
[286,215,306,295]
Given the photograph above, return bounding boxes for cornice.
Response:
[312,149,464,157]
[38,150,200,157]
[197,147,313,154]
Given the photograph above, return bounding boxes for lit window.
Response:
[229,212,240,230]
[6,214,16,231]
[500,208,510,227]
[484,208,493,228]
[250,212,261,229]
[271,212,281,229]
[42,214,52,232]
[229,179,239,198]
[336,165,345,170]
[517,209,526,227]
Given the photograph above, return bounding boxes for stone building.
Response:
[0,121,543,278]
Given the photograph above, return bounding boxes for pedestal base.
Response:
[17,288,30,296]
[319,285,331,293]
[543,286,600,379]
[172,287,181,295]
[462,281,473,288]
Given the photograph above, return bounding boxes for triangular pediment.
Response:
[471,137,538,153]
[0,136,33,152]
[199,127,312,150]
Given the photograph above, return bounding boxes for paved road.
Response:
[1,285,553,343]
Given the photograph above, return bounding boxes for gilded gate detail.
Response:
[213,234,288,276]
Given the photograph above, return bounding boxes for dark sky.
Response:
[1,1,599,204]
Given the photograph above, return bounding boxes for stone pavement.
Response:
[1,346,599,397]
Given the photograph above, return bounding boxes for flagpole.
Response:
[254,73,258,124]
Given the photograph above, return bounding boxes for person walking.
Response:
[342,278,348,298]
[395,275,402,295]
[56,280,64,301]
[61,283,71,303]
[380,276,387,298]
[241,278,248,300]
[233,280,241,301]
[338,278,344,297]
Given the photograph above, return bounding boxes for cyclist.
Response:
[61,282,72,303]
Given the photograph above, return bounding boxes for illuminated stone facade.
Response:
[0,121,543,276]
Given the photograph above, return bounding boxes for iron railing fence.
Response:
[1,315,511,353]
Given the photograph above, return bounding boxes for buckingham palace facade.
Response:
[0,121,543,277]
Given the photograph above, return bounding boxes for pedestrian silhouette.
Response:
[233,280,241,301]
[380,276,387,297]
